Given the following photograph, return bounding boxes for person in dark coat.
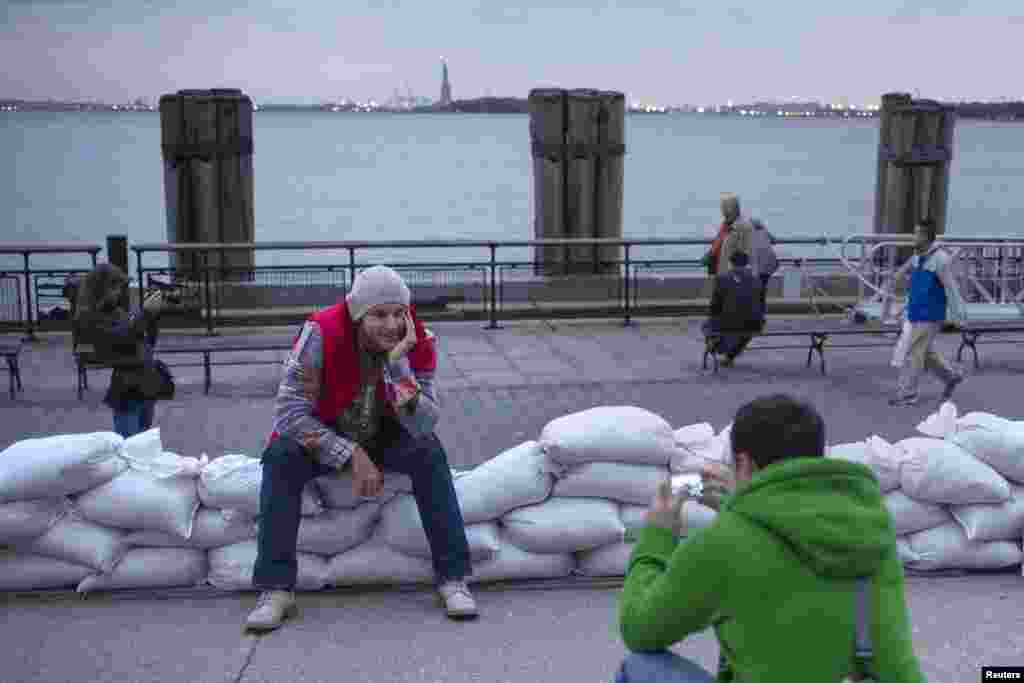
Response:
[74,263,171,437]
[703,251,765,367]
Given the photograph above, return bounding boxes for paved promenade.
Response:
[2,316,1023,682]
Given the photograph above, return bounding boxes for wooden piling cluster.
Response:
[529,89,625,275]
[160,89,255,280]
[873,92,956,239]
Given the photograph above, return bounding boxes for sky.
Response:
[2,0,1023,107]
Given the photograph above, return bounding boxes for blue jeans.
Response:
[615,652,716,683]
[112,400,156,438]
[253,417,472,589]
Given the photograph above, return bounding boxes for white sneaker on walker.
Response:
[245,590,297,632]
[438,579,478,619]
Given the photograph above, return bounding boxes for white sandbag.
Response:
[951,420,1024,484]
[74,470,200,539]
[376,493,500,560]
[895,537,918,565]
[77,547,207,593]
[197,454,322,519]
[469,535,575,583]
[553,462,667,506]
[576,541,632,577]
[501,497,624,554]
[0,550,93,591]
[23,511,125,573]
[670,423,722,473]
[325,539,435,587]
[207,540,326,592]
[0,498,70,545]
[916,401,959,439]
[619,504,648,533]
[453,441,554,524]
[884,491,950,535]
[0,432,125,503]
[118,429,208,479]
[827,437,903,493]
[295,504,381,555]
[899,437,1010,505]
[314,470,412,510]
[905,522,1022,571]
[539,406,677,467]
[124,507,258,549]
[951,485,1024,542]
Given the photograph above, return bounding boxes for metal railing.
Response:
[0,244,102,339]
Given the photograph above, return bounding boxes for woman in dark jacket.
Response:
[74,263,171,437]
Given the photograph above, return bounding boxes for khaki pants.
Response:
[893,321,959,398]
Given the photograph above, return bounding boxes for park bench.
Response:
[702,319,903,375]
[0,341,24,399]
[156,342,293,395]
[955,319,1024,369]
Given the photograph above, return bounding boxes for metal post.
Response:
[22,252,36,342]
[486,243,501,329]
[135,248,144,313]
[623,243,632,326]
[203,250,215,336]
[348,248,356,292]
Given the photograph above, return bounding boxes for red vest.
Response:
[268,302,436,445]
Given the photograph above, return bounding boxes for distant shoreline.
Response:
[2,97,1023,121]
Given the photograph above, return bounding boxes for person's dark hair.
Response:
[729,250,750,267]
[917,218,938,242]
[730,394,826,469]
[75,263,129,321]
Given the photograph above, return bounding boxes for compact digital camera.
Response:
[671,473,704,498]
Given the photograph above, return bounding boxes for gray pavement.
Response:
[2,316,1023,682]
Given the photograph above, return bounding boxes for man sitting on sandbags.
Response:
[246,265,476,632]
[615,394,924,683]
[702,250,765,368]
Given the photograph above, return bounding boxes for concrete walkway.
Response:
[2,316,1023,683]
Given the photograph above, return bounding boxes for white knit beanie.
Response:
[346,265,411,320]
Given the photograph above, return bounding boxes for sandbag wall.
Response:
[1,402,1023,594]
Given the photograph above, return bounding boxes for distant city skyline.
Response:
[2,1,1023,107]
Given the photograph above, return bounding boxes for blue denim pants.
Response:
[253,417,472,589]
[112,400,155,438]
[615,652,716,683]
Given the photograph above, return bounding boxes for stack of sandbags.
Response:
[0,431,127,590]
[899,402,1024,572]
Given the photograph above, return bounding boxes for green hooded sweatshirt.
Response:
[619,457,925,682]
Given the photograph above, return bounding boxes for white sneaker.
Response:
[245,590,297,632]
[438,580,478,620]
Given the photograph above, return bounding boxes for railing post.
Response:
[203,250,216,336]
[485,243,501,329]
[21,251,36,342]
[623,242,632,327]
[135,248,145,313]
[348,248,356,292]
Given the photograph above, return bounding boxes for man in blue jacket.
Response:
[887,218,966,406]
[703,251,765,367]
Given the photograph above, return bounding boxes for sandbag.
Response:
[905,522,1022,571]
[670,423,722,473]
[124,507,258,549]
[207,540,326,591]
[895,537,918,565]
[469,535,575,583]
[620,501,716,540]
[23,511,125,573]
[539,406,676,467]
[377,493,500,560]
[74,470,200,539]
[0,498,70,545]
[295,504,381,555]
[314,470,412,510]
[325,539,435,587]
[619,504,648,534]
[951,485,1024,542]
[118,429,207,479]
[501,497,624,554]
[828,437,903,493]
[916,401,959,439]
[576,541,632,577]
[950,419,1024,484]
[197,454,322,520]
[453,441,554,523]
[884,491,950,536]
[0,550,93,591]
[553,462,667,506]
[77,547,207,593]
[899,437,1010,505]
[0,432,125,503]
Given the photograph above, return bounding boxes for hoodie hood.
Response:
[724,457,895,578]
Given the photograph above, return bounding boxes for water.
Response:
[2,111,1023,271]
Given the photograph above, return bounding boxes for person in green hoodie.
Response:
[615,394,925,683]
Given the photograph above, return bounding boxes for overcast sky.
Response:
[2,0,1022,106]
